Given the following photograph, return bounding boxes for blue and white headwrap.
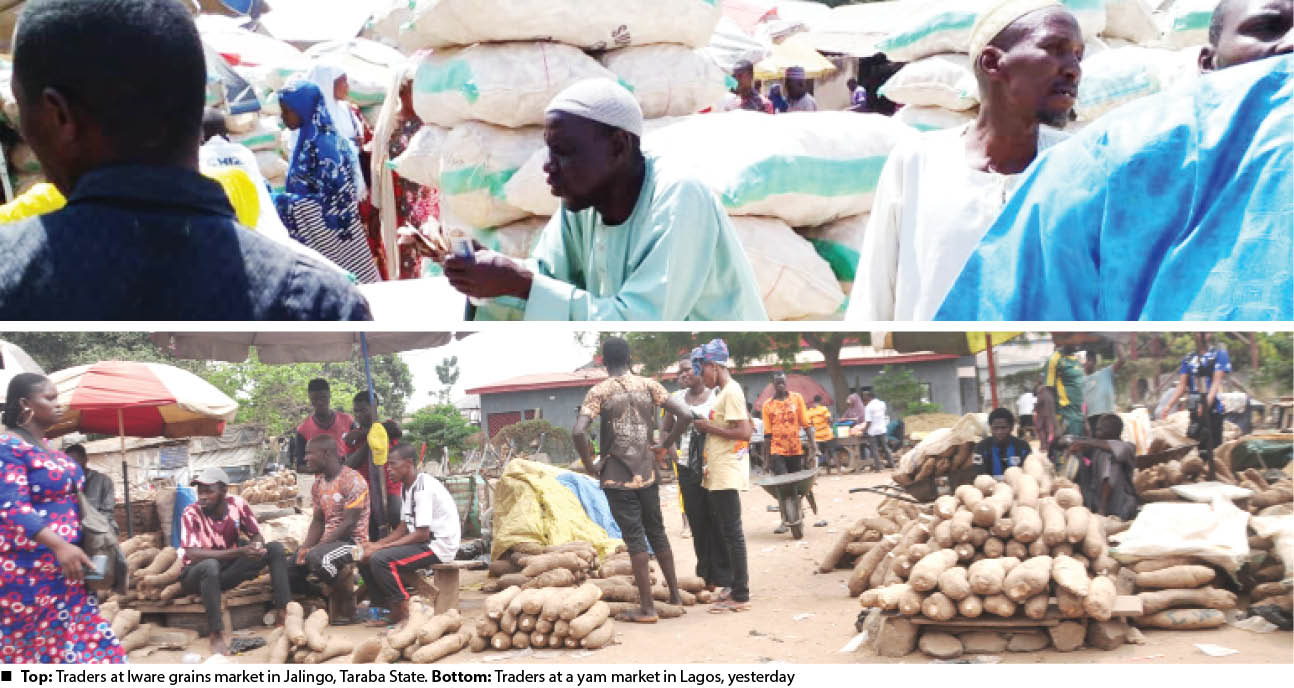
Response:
[690,338,730,376]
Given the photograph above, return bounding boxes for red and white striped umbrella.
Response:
[46,360,238,439]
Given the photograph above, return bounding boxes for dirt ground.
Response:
[135,469,1293,666]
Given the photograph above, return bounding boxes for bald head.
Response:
[1201,0,1293,72]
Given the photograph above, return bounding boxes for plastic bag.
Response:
[729,216,846,321]
[879,54,978,111]
[1112,495,1251,572]
[439,121,544,229]
[1249,514,1294,578]
[600,45,729,119]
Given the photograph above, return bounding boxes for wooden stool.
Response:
[392,561,486,614]
[322,563,357,622]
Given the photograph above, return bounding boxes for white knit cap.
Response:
[545,78,644,138]
[968,0,1064,62]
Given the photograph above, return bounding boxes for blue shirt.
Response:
[0,164,371,320]
[935,55,1292,321]
[1180,348,1232,414]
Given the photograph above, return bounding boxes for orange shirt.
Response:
[762,392,809,456]
[806,404,834,442]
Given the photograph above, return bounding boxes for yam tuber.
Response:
[1003,555,1052,602]
[958,594,983,618]
[1052,555,1091,597]
[268,627,291,664]
[1005,540,1028,560]
[1055,487,1082,509]
[570,601,611,639]
[933,520,954,548]
[304,609,330,652]
[973,475,996,495]
[955,485,984,511]
[388,604,430,650]
[1135,565,1215,589]
[1064,506,1091,545]
[558,582,603,621]
[983,594,1017,617]
[921,592,957,621]
[417,609,462,645]
[581,619,616,649]
[469,630,489,653]
[511,631,531,649]
[304,637,354,664]
[1137,587,1237,615]
[877,583,910,611]
[412,630,468,664]
[520,551,583,578]
[1015,474,1040,509]
[935,495,959,520]
[1084,575,1117,621]
[500,609,518,635]
[497,573,531,589]
[1028,539,1050,557]
[968,527,990,548]
[973,483,1014,528]
[982,537,1005,558]
[540,587,572,621]
[486,585,523,619]
[1040,498,1067,546]
[1083,514,1107,559]
[119,624,153,653]
[1057,588,1085,619]
[518,614,536,633]
[990,518,1015,539]
[134,547,177,580]
[1011,505,1043,543]
[968,559,1008,596]
[909,549,959,591]
[937,567,971,601]
[524,568,577,589]
[490,632,512,651]
[488,559,520,578]
[897,586,925,616]
[1136,608,1226,629]
[848,533,898,597]
[598,559,634,579]
[351,637,383,663]
[508,588,542,616]
[284,601,306,647]
[158,582,183,602]
[845,541,878,557]
[1023,454,1052,496]
[111,609,141,639]
[1023,594,1049,620]
[141,555,183,587]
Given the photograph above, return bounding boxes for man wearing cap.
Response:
[179,467,292,656]
[443,79,767,321]
[292,378,353,473]
[783,67,819,112]
[722,60,774,113]
[848,0,1083,321]
[691,339,754,611]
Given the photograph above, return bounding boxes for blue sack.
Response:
[172,486,197,548]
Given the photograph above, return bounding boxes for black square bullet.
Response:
[2,670,12,681]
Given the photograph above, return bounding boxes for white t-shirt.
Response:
[864,399,888,436]
[401,473,461,563]
[1017,392,1037,416]
[671,387,716,463]
[199,136,290,241]
[847,124,1068,321]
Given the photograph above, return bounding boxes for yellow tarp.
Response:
[755,33,837,81]
[490,459,624,561]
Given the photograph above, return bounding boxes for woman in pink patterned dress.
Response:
[0,373,125,663]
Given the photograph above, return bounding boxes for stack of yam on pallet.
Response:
[855,456,1140,658]
[482,541,600,593]
[1126,558,1239,631]
[467,582,616,653]
[238,472,299,505]
[120,533,184,603]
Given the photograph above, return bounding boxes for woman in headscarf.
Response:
[371,61,439,279]
[305,62,388,279]
[768,83,789,113]
[841,393,867,422]
[1,373,126,663]
[273,79,382,283]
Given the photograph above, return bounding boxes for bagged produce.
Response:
[729,216,846,321]
[469,216,550,260]
[1165,0,1221,48]
[879,54,978,111]
[1101,0,1160,43]
[230,117,283,152]
[1062,0,1110,39]
[365,0,421,52]
[440,121,544,229]
[406,0,723,51]
[391,124,452,189]
[799,213,868,283]
[413,42,613,129]
[875,0,990,62]
[600,45,729,119]
[304,39,409,108]
[895,105,977,132]
[255,150,289,181]
[1075,46,1187,121]
[196,15,307,91]
[643,111,913,227]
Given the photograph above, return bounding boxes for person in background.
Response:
[848,0,1082,321]
[691,340,753,612]
[292,435,370,625]
[372,63,439,280]
[767,83,790,113]
[663,357,730,588]
[748,406,765,473]
[783,67,819,112]
[293,378,353,473]
[1199,0,1292,72]
[573,337,689,623]
[65,444,117,534]
[345,391,392,541]
[358,445,460,627]
[885,415,906,453]
[443,79,767,321]
[974,408,1032,477]
[0,373,124,663]
[180,467,291,656]
[1161,333,1232,454]
[806,395,835,469]
[1065,414,1138,520]
[858,387,894,471]
[1047,338,1086,438]
[0,0,369,320]
[846,77,868,112]
[275,80,383,284]
[1016,388,1037,441]
[761,373,815,534]
[1083,344,1125,433]
[381,420,405,530]
[722,60,773,113]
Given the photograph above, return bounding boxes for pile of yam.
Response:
[482,541,601,593]
[238,472,299,505]
[266,602,357,664]
[119,532,274,605]
[94,596,197,656]
[819,498,919,575]
[463,582,618,652]
[854,460,1127,633]
[893,442,975,487]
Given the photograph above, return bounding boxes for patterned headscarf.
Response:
[690,338,731,376]
[278,80,362,235]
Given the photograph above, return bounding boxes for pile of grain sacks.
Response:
[878,0,1208,133]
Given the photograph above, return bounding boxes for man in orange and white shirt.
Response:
[291,435,370,623]
[761,373,817,478]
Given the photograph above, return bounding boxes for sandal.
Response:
[716,587,732,602]
[709,599,751,613]
[614,611,659,624]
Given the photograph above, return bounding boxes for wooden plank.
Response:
[133,591,272,615]
[910,616,1060,628]
[1113,595,1143,617]
[433,560,487,571]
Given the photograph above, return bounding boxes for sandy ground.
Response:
[134,469,1293,666]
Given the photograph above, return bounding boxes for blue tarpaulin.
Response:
[555,471,623,541]
[936,54,1292,321]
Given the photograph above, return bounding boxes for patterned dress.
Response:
[0,434,125,663]
[388,114,439,279]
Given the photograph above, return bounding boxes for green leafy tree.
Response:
[872,365,941,416]
[434,356,461,404]
[402,404,478,463]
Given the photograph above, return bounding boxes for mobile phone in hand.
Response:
[85,554,108,581]
[451,238,475,263]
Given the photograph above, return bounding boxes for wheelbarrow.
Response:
[756,468,819,539]
[848,467,981,504]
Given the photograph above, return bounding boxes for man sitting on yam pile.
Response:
[443,79,767,321]
[848,0,1083,321]
[974,408,1032,477]
[180,467,292,656]
[358,444,461,627]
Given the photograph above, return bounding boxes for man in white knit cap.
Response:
[444,78,767,321]
[846,0,1083,321]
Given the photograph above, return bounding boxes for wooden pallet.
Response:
[134,591,273,635]
[883,595,1143,632]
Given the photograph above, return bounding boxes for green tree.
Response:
[434,356,461,404]
[402,404,478,463]
[872,365,941,416]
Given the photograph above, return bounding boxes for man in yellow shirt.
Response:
[346,391,391,541]
[692,339,752,612]
[806,395,835,471]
